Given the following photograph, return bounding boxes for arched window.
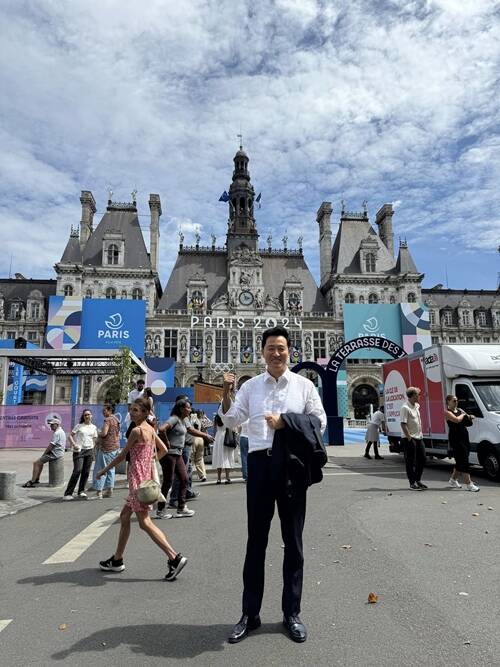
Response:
[85,288,92,299]
[344,293,355,304]
[359,295,365,304]
[107,244,119,265]
[407,292,416,303]
[365,253,376,272]
[63,285,73,296]
[105,287,116,300]
[368,293,378,304]
[389,295,396,304]
[30,302,40,319]
[132,288,143,300]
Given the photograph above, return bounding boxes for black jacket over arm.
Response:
[271,413,328,497]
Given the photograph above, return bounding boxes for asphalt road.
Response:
[1,455,499,666]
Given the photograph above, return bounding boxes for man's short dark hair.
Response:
[261,326,290,349]
[137,378,145,385]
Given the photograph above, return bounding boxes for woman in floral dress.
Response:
[96,397,188,581]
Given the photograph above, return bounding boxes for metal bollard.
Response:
[0,471,16,500]
[48,457,65,487]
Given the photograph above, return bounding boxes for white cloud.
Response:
[0,0,499,289]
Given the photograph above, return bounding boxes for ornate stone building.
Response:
[2,146,499,414]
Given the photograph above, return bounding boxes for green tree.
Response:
[107,346,134,405]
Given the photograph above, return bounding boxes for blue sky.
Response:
[0,0,499,290]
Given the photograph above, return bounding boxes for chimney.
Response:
[316,201,333,287]
[79,191,96,248]
[148,194,162,273]
[375,204,395,257]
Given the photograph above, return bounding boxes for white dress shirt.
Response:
[219,368,327,453]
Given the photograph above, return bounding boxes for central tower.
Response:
[226,144,258,254]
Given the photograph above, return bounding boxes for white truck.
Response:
[383,344,500,481]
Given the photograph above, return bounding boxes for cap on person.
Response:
[48,418,61,425]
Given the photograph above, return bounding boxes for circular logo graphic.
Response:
[151,379,167,396]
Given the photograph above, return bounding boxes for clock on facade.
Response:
[239,290,254,306]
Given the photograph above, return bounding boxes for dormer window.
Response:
[107,244,119,265]
[10,302,21,319]
[462,310,470,325]
[64,285,73,296]
[365,253,376,272]
[30,302,40,319]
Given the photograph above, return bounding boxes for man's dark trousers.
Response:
[242,449,306,617]
[403,437,426,484]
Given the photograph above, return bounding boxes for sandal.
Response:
[22,480,36,488]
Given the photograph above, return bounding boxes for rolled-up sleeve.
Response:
[306,385,327,434]
[218,384,250,430]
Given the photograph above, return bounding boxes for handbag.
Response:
[136,479,161,504]
[223,428,237,448]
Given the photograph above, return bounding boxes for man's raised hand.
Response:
[223,372,236,393]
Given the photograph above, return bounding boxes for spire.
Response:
[227,143,258,253]
[395,239,419,274]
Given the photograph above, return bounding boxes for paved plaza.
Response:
[1,447,499,666]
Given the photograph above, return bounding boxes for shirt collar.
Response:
[264,367,291,385]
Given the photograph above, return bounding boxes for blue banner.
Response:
[343,304,402,359]
[80,299,146,356]
[144,357,176,402]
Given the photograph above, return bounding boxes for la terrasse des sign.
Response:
[190,315,303,329]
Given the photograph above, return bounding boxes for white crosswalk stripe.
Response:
[43,510,120,564]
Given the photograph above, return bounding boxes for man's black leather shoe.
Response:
[228,614,261,644]
[283,615,307,643]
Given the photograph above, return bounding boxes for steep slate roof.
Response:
[82,207,151,269]
[0,278,56,304]
[330,216,396,274]
[158,250,328,313]
[395,243,419,274]
[60,233,82,263]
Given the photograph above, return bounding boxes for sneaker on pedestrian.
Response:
[62,494,74,501]
[174,507,195,518]
[416,481,428,489]
[165,553,188,581]
[77,491,88,499]
[95,490,103,499]
[102,488,113,498]
[466,482,480,492]
[156,509,173,519]
[448,478,462,488]
[409,483,422,490]
[99,556,125,572]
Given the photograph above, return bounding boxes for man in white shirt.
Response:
[127,378,145,405]
[22,418,67,488]
[400,386,427,490]
[220,327,326,645]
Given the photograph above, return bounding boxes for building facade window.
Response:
[121,290,127,299]
[107,244,119,265]
[483,337,491,343]
[365,253,376,272]
[389,295,396,304]
[10,303,21,319]
[30,302,40,319]
[429,310,436,325]
[449,336,457,343]
[190,330,203,361]
[431,336,439,344]
[132,288,143,300]
[477,311,487,327]
[443,310,452,326]
[344,293,355,304]
[27,331,38,341]
[290,329,302,351]
[63,285,73,296]
[359,295,365,304]
[85,288,92,298]
[313,331,326,359]
[407,292,416,303]
[215,330,229,362]
[466,336,474,343]
[368,293,378,304]
[6,331,16,339]
[462,310,470,326]
[164,329,178,358]
[105,287,117,299]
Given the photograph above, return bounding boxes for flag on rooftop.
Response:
[256,192,262,208]
[219,191,229,202]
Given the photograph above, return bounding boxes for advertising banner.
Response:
[80,299,146,357]
[400,303,432,354]
[144,357,176,402]
[343,304,402,359]
[45,295,83,349]
[0,405,72,448]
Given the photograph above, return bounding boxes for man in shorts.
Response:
[22,418,66,488]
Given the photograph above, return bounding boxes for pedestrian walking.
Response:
[190,410,207,482]
[93,404,120,499]
[22,418,66,488]
[62,410,98,500]
[220,326,327,644]
[445,395,479,491]
[400,387,427,490]
[156,399,195,519]
[97,397,188,581]
[212,414,236,484]
[364,406,386,460]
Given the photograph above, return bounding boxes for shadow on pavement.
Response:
[51,622,284,660]
[18,568,161,588]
